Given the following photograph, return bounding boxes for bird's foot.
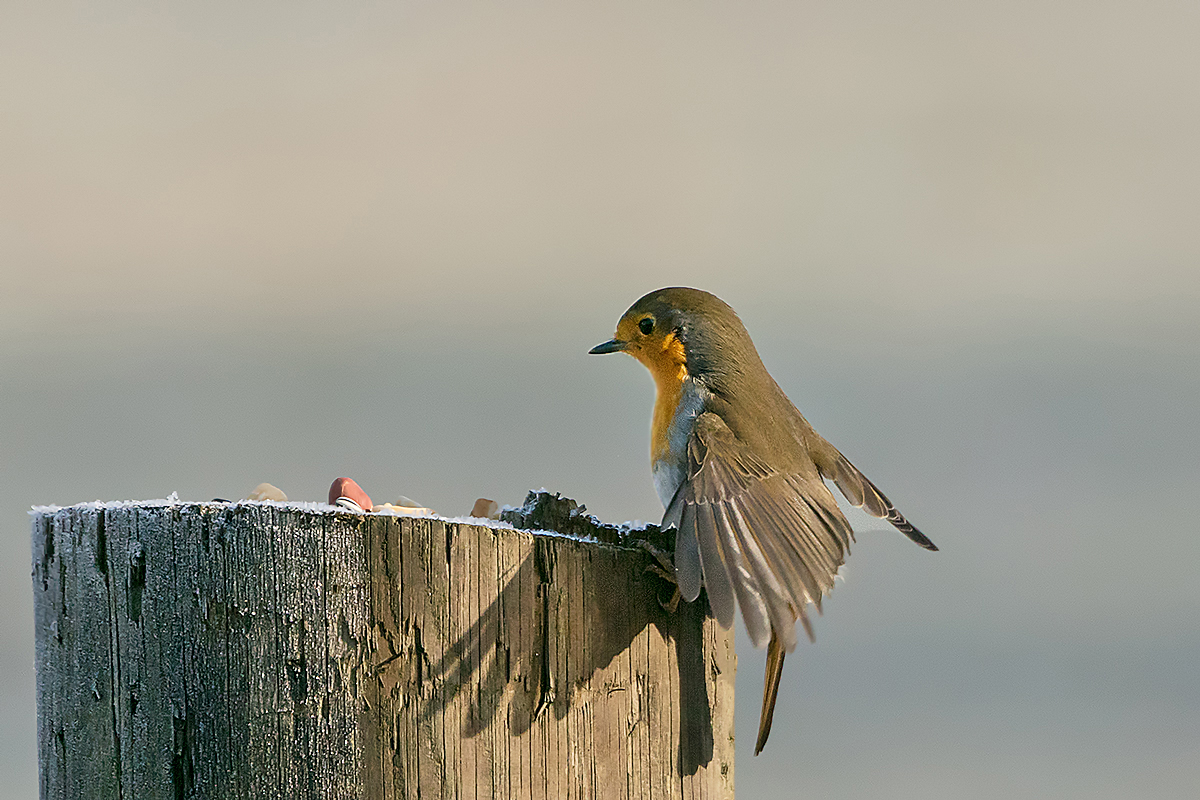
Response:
[638,540,681,613]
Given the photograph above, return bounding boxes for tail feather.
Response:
[755,630,786,755]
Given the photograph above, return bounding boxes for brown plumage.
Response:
[590,287,937,755]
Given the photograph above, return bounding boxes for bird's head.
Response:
[589,287,756,392]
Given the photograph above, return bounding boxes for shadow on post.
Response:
[420,537,715,776]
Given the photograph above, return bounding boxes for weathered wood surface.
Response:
[32,503,736,799]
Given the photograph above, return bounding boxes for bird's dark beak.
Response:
[588,338,628,355]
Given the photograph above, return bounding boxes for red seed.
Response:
[329,477,371,510]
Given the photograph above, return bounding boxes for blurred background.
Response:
[2,1,1198,797]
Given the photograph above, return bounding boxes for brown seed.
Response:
[470,498,500,519]
[246,483,287,502]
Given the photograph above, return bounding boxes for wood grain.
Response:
[32,504,735,799]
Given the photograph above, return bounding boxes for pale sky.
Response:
[2,2,1198,797]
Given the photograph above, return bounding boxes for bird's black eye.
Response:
[638,317,655,335]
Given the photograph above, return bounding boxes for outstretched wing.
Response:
[662,412,854,653]
[815,442,939,551]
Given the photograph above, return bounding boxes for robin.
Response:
[589,287,937,754]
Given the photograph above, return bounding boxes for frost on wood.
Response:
[32,503,735,800]
[499,490,670,547]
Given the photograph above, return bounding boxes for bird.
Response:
[589,286,937,755]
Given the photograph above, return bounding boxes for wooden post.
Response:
[31,502,735,799]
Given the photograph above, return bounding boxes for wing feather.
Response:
[737,491,821,613]
[671,413,852,637]
[721,500,794,650]
[673,500,703,603]
[692,501,737,629]
[708,502,772,647]
[824,452,937,551]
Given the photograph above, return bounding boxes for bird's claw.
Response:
[638,539,676,575]
[638,540,681,613]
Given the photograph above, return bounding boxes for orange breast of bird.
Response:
[637,332,691,465]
